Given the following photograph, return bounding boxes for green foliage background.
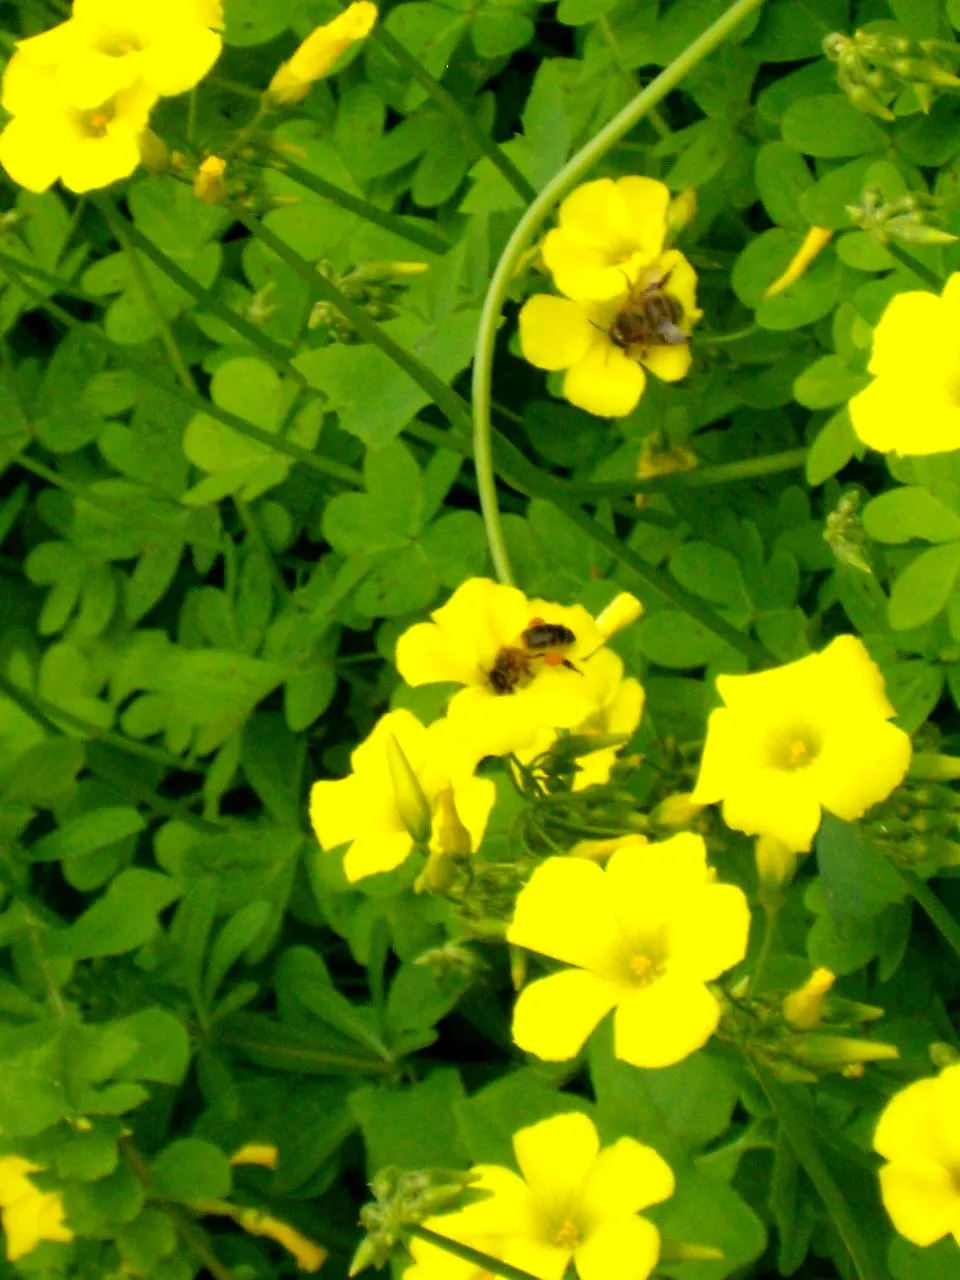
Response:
[0,0,959,1277]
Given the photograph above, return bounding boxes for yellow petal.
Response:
[655,249,701,327]
[0,113,70,193]
[879,1158,960,1246]
[519,294,595,371]
[513,1112,599,1217]
[563,341,646,418]
[874,1075,944,1163]
[310,775,363,850]
[451,1166,540,1238]
[446,685,546,757]
[542,234,641,304]
[811,720,911,821]
[867,290,949,380]
[594,594,643,642]
[721,769,823,852]
[850,374,960,456]
[575,1215,662,1280]
[512,969,622,1061]
[395,621,482,688]
[231,1144,279,1169]
[605,833,711,938]
[507,856,624,973]
[691,707,758,805]
[666,882,751,981]
[137,28,223,96]
[343,830,412,882]
[578,1139,674,1223]
[613,975,720,1068]
[444,775,496,854]
[641,342,692,383]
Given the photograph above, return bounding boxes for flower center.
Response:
[80,107,114,137]
[629,953,665,985]
[95,32,144,57]
[769,727,821,772]
[554,1220,581,1250]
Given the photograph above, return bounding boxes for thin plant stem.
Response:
[98,199,198,393]
[165,1208,239,1280]
[754,1065,882,1280]
[208,74,263,101]
[0,247,104,303]
[1,265,364,487]
[253,147,451,255]
[471,0,766,587]
[0,671,204,776]
[748,903,779,994]
[232,209,473,433]
[885,240,943,292]
[567,447,809,498]
[411,1227,543,1280]
[233,494,288,597]
[693,323,759,345]
[368,25,536,204]
[93,193,306,382]
[899,868,960,960]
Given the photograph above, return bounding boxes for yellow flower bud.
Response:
[593,592,643,641]
[755,834,798,890]
[234,1208,327,1272]
[230,1144,278,1169]
[667,188,697,235]
[138,129,169,173]
[384,732,432,846]
[267,2,378,104]
[790,1033,899,1069]
[764,226,833,297]
[783,967,835,1030]
[652,793,703,829]
[572,833,647,860]
[194,155,227,204]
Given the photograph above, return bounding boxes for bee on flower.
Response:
[394,579,641,760]
[519,176,702,419]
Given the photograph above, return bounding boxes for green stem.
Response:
[254,147,451,255]
[0,247,103,303]
[368,25,536,204]
[693,323,759,345]
[232,209,473,432]
[748,903,779,994]
[898,869,960,960]
[0,672,204,776]
[754,1065,883,1280]
[1,264,363,488]
[568,447,809,499]
[471,0,766,587]
[410,1227,543,1280]
[233,494,288,597]
[93,193,306,383]
[98,199,198,393]
[885,240,942,292]
[165,1208,238,1280]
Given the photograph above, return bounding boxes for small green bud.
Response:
[385,734,432,846]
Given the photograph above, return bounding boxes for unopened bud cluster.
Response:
[824,489,873,576]
[825,27,960,119]
[350,1167,481,1274]
[864,773,960,873]
[309,260,428,339]
[847,185,957,249]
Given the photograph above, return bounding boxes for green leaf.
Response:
[863,488,960,544]
[806,409,859,485]
[888,541,960,630]
[637,609,729,669]
[793,356,869,409]
[277,946,389,1058]
[670,542,751,611]
[114,1009,190,1085]
[815,814,906,920]
[754,141,814,231]
[204,900,271,1007]
[242,712,305,824]
[744,0,847,60]
[150,1139,232,1201]
[116,1208,178,1274]
[26,806,145,863]
[49,868,181,960]
[781,95,888,157]
[890,1235,960,1280]
[351,1068,467,1171]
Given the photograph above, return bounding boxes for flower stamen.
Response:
[555,1219,581,1250]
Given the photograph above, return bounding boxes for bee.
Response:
[485,618,581,693]
[609,269,688,353]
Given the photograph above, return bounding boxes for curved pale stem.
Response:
[471,0,766,586]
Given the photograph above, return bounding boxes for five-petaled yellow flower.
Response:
[0,0,223,193]
[518,676,645,790]
[507,833,750,1069]
[874,1064,960,1247]
[395,579,634,760]
[849,273,960,456]
[691,636,912,853]
[416,1112,675,1280]
[267,2,378,104]
[310,708,494,882]
[0,1156,73,1261]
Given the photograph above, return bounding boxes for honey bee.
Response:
[608,269,688,353]
[486,618,581,693]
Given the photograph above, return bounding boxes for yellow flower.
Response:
[395,579,626,759]
[849,273,960,455]
[518,676,645,791]
[783,968,835,1030]
[9,0,222,108]
[0,57,157,194]
[874,1064,960,1246]
[267,3,378,104]
[405,1215,506,1280]
[519,250,701,419]
[0,1156,73,1261]
[541,176,671,303]
[507,834,750,1069]
[422,1112,675,1280]
[691,636,912,853]
[309,709,495,883]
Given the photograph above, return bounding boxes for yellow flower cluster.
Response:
[407,1112,675,1280]
[0,1155,72,1261]
[874,1063,960,1248]
[691,636,911,853]
[520,177,702,418]
[849,272,960,456]
[0,0,223,193]
[309,579,643,883]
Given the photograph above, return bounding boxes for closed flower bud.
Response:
[667,188,697,235]
[790,1033,899,1069]
[765,226,833,297]
[755,834,798,890]
[267,2,377,104]
[194,155,227,204]
[138,129,169,172]
[783,968,835,1030]
[594,591,643,641]
[385,732,432,846]
[653,793,703,829]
